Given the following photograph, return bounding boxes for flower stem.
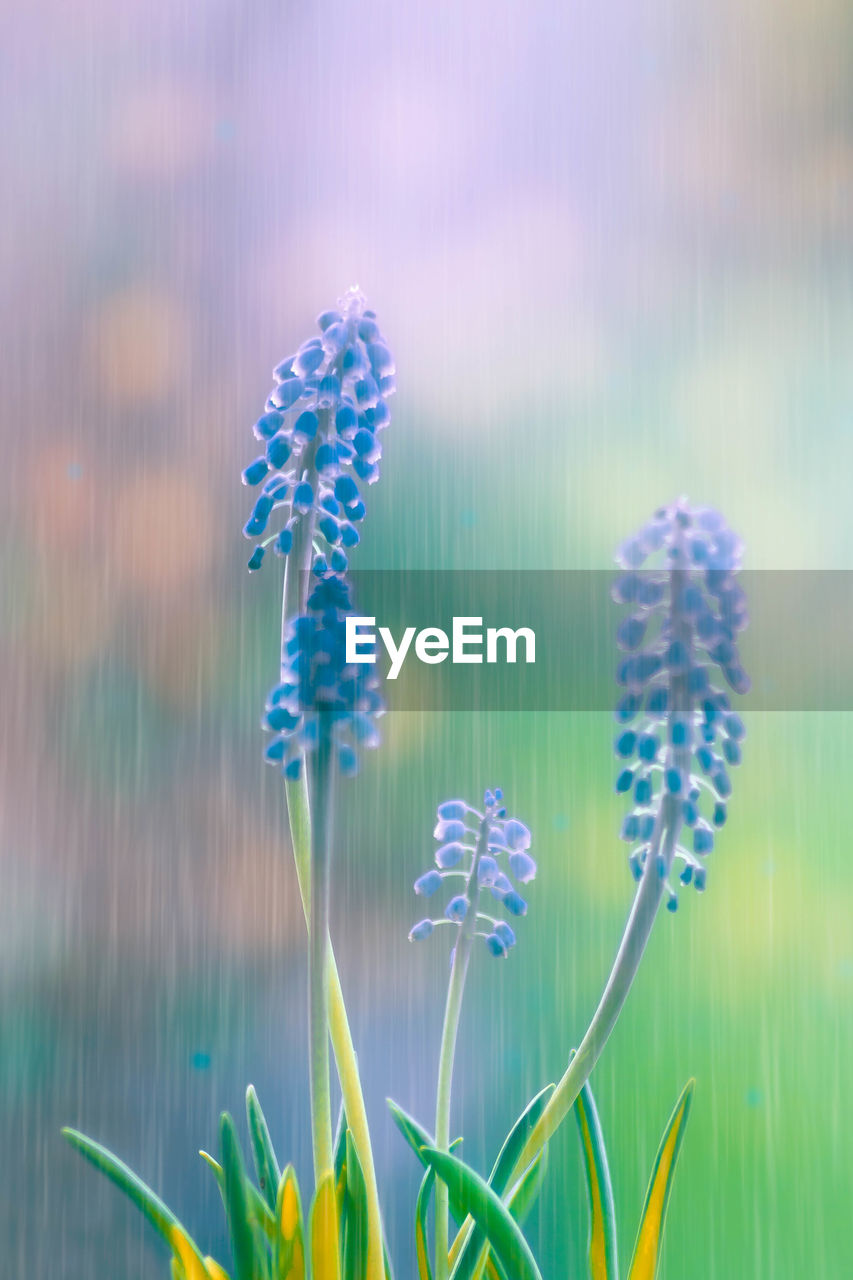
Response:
[512,837,668,1175]
[281,525,386,1280]
[434,818,489,1280]
[308,730,335,1184]
[505,557,693,1192]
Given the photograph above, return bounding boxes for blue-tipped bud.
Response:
[435,841,466,869]
[485,933,508,958]
[494,921,516,950]
[445,895,468,922]
[434,819,467,842]
[437,800,468,820]
[693,822,714,855]
[243,458,269,487]
[409,920,434,942]
[503,818,531,851]
[414,871,442,897]
[508,850,537,883]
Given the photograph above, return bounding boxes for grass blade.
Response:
[309,1170,341,1280]
[274,1165,306,1280]
[387,1100,467,1224]
[415,1165,436,1280]
[419,1147,542,1280]
[246,1086,281,1214]
[219,1112,258,1280]
[62,1127,209,1274]
[200,1150,276,1244]
[574,1081,618,1280]
[343,1131,370,1280]
[628,1079,694,1280]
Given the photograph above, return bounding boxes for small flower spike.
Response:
[613,498,748,906]
[409,789,534,957]
[262,567,384,779]
[242,288,394,572]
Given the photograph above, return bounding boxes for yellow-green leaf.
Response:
[170,1226,213,1280]
[200,1149,276,1244]
[573,1082,618,1280]
[415,1165,436,1280]
[628,1079,694,1280]
[309,1171,341,1280]
[204,1259,231,1280]
[62,1127,209,1275]
[275,1165,306,1280]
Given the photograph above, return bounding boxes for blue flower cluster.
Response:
[409,790,535,958]
[613,498,749,907]
[263,566,384,779]
[242,287,395,573]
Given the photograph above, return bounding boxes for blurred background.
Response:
[2,0,852,1275]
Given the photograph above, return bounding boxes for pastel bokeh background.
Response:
[2,0,852,1275]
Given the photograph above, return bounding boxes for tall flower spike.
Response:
[613,497,749,907]
[263,566,384,779]
[242,287,395,572]
[409,790,534,958]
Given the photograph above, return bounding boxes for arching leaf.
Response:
[419,1147,542,1280]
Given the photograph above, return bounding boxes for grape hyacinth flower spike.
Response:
[409,789,535,958]
[249,292,393,1280]
[499,498,749,1200]
[613,498,749,908]
[241,286,395,575]
[412,790,534,1280]
[263,565,384,782]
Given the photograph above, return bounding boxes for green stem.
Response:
[505,555,693,1194]
[434,818,489,1280]
[281,515,386,1280]
[308,731,335,1184]
[512,833,668,1175]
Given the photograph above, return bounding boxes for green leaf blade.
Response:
[451,1084,553,1280]
[62,1127,208,1273]
[628,1079,694,1280]
[573,1081,619,1280]
[220,1112,258,1280]
[246,1086,281,1214]
[419,1147,542,1280]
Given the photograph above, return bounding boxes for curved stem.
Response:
[434,818,489,1280]
[507,556,694,1193]
[281,527,386,1280]
[514,834,667,1175]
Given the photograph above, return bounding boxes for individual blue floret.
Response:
[408,791,534,959]
[241,287,394,571]
[613,498,749,905]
